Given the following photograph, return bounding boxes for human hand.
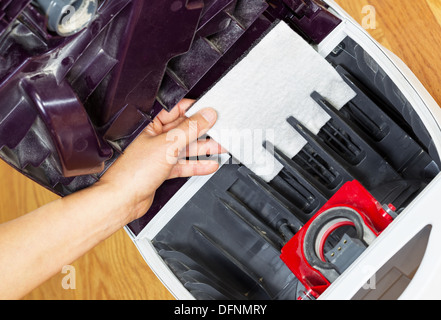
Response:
[97,99,224,223]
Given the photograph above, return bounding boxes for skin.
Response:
[0,99,224,299]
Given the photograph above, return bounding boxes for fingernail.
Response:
[200,108,217,124]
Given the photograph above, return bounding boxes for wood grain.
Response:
[0,0,439,300]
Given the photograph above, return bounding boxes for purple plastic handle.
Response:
[21,74,112,176]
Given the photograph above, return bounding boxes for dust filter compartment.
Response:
[144,34,441,300]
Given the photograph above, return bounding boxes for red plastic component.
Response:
[280,180,394,299]
[388,203,397,212]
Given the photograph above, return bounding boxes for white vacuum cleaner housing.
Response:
[125,0,441,300]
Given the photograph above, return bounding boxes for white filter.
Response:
[187,21,356,181]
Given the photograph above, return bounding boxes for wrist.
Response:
[87,182,132,227]
[91,180,153,226]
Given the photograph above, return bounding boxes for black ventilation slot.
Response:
[319,120,365,165]
[294,144,344,191]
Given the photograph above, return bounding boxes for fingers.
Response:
[164,108,218,160]
[168,160,219,180]
[161,117,187,133]
[145,99,195,136]
[157,98,194,125]
[179,138,227,159]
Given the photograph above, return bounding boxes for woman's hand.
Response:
[97,99,224,223]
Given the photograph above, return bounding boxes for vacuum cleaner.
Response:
[1,0,441,300]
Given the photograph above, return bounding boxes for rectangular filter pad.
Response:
[187,21,356,181]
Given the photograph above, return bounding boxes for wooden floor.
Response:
[0,0,440,300]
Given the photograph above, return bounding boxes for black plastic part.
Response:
[153,163,300,300]
[335,66,439,182]
[326,37,441,168]
[287,114,400,192]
